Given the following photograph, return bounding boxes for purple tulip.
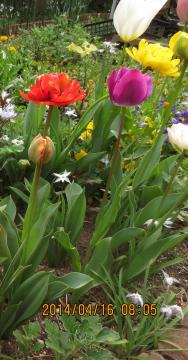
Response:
[107,67,153,107]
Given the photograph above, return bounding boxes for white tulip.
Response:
[113,0,168,42]
[167,123,188,152]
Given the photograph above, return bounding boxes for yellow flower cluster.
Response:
[0,35,8,42]
[67,41,97,58]
[8,46,17,52]
[144,116,154,128]
[74,150,88,160]
[80,121,94,140]
[126,39,180,77]
[121,160,136,170]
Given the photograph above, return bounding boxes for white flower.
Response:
[0,104,17,121]
[53,170,71,184]
[0,135,9,142]
[160,305,184,320]
[167,123,188,152]
[113,0,168,42]
[11,139,24,146]
[64,107,78,118]
[1,51,6,60]
[163,218,173,228]
[101,155,110,167]
[103,41,118,54]
[162,270,180,287]
[98,49,105,54]
[144,219,159,227]
[126,292,144,307]
[1,90,9,100]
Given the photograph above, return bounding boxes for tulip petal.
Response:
[114,0,168,41]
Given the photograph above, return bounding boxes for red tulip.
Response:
[20,73,86,106]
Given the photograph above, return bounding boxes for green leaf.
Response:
[23,103,46,146]
[135,193,179,227]
[140,185,162,207]
[91,176,130,246]
[45,272,93,303]
[96,328,120,343]
[85,238,112,278]
[75,152,105,171]
[92,100,119,153]
[0,196,16,221]
[10,186,29,204]
[85,349,116,360]
[0,303,21,338]
[0,210,19,258]
[0,225,11,268]
[111,227,145,251]
[12,271,50,327]
[56,95,108,165]
[124,233,187,281]
[50,107,62,154]
[54,228,81,271]
[65,183,86,244]
[22,202,59,264]
[133,135,165,187]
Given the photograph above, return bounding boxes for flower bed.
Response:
[0,0,188,359]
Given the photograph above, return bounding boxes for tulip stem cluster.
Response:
[21,106,54,263]
[102,110,125,205]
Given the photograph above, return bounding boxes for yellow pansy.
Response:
[74,150,87,160]
[0,35,8,42]
[8,46,17,52]
[126,39,180,77]
[86,121,94,131]
[169,31,188,60]
[80,121,94,140]
[121,160,136,170]
[144,116,154,128]
[67,41,97,57]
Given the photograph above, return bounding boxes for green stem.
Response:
[119,42,127,66]
[102,110,125,206]
[84,110,125,266]
[43,105,53,137]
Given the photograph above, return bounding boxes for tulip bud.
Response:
[28,134,55,164]
[177,0,188,22]
[169,31,188,60]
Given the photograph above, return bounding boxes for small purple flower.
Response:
[107,67,153,107]
[181,110,188,117]
[163,127,168,134]
[171,117,179,124]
